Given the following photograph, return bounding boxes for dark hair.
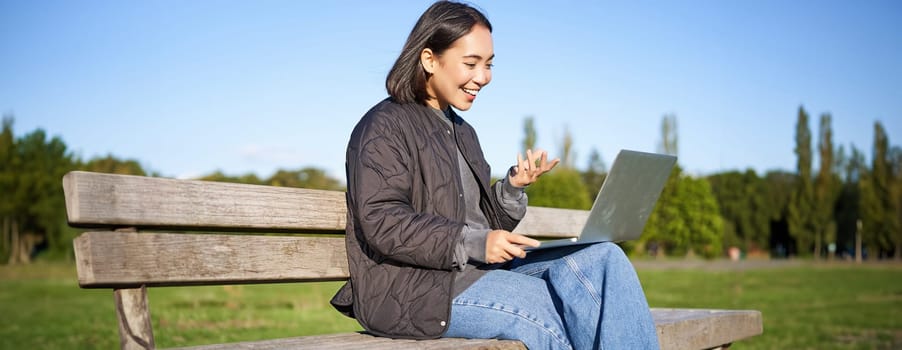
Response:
[386,1,492,105]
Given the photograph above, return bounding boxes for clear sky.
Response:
[2,0,900,181]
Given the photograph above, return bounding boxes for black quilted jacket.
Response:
[330,98,520,339]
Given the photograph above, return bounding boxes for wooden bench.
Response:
[63,171,763,350]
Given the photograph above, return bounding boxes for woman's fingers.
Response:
[517,152,526,174]
[506,245,526,259]
[486,230,516,263]
[543,157,561,173]
[486,231,544,262]
[531,149,557,173]
[510,149,561,187]
[504,234,540,259]
[529,149,555,174]
[500,238,526,259]
[507,233,541,248]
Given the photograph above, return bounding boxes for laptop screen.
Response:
[579,150,677,242]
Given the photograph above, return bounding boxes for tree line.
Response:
[1,106,899,263]
[0,116,343,264]
[524,108,901,260]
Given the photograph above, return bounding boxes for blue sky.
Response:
[2,0,900,180]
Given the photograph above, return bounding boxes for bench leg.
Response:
[114,286,155,350]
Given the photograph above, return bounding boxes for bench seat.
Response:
[175,333,526,350]
[173,309,761,350]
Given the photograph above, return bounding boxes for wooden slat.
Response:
[63,171,347,233]
[652,308,763,350]
[512,206,588,239]
[62,171,583,238]
[173,333,526,350]
[74,231,349,288]
[70,214,596,288]
[168,309,761,350]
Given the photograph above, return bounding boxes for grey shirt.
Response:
[429,108,528,296]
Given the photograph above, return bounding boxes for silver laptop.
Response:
[527,149,677,251]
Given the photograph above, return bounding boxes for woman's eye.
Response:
[464,63,476,68]
[486,63,494,70]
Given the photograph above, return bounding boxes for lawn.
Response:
[638,261,902,349]
[1,260,899,349]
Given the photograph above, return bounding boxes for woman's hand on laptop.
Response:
[485,230,541,263]
[509,149,560,187]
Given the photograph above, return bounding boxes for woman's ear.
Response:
[420,48,436,74]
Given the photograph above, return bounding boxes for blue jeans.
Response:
[445,242,659,350]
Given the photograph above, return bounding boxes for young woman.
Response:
[331,2,660,349]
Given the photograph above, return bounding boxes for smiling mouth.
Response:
[462,88,479,96]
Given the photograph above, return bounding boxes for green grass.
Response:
[639,262,902,349]
[1,261,900,349]
[0,262,360,349]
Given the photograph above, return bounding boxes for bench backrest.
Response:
[64,171,589,288]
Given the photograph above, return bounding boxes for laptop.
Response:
[526,149,677,251]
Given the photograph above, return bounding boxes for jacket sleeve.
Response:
[347,117,462,270]
[494,175,527,220]
[488,176,524,233]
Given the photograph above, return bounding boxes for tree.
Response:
[524,122,590,209]
[788,106,816,256]
[657,113,678,156]
[640,166,723,258]
[8,128,76,262]
[764,170,795,257]
[835,145,864,257]
[198,171,263,185]
[0,117,85,263]
[860,122,899,258]
[708,171,742,250]
[630,112,721,259]
[525,125,594,209]
[708,170,769,253]
[525,168,591,210]
[559,125,576,169]
[522,116,537,151]
[0,116,16,263]
[813,114,841,259]
[581,148,606,203]
[890,146,902,260]
[266,168,344,191]
[198,167,344,191]
[681,175,724,258]
[81,154,147,176]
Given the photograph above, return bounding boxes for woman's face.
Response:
[422,24,494,111]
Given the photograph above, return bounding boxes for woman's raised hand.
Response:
[485,230,541,264]
[509,149,560,188]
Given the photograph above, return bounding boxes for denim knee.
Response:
[569,242,631,268]
[446,270,573,350]
[587,241,626,257]
[449,298,572,350]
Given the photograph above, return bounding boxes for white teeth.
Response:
[462,88,479,96]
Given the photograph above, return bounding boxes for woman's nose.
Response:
[473,68,491,86]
